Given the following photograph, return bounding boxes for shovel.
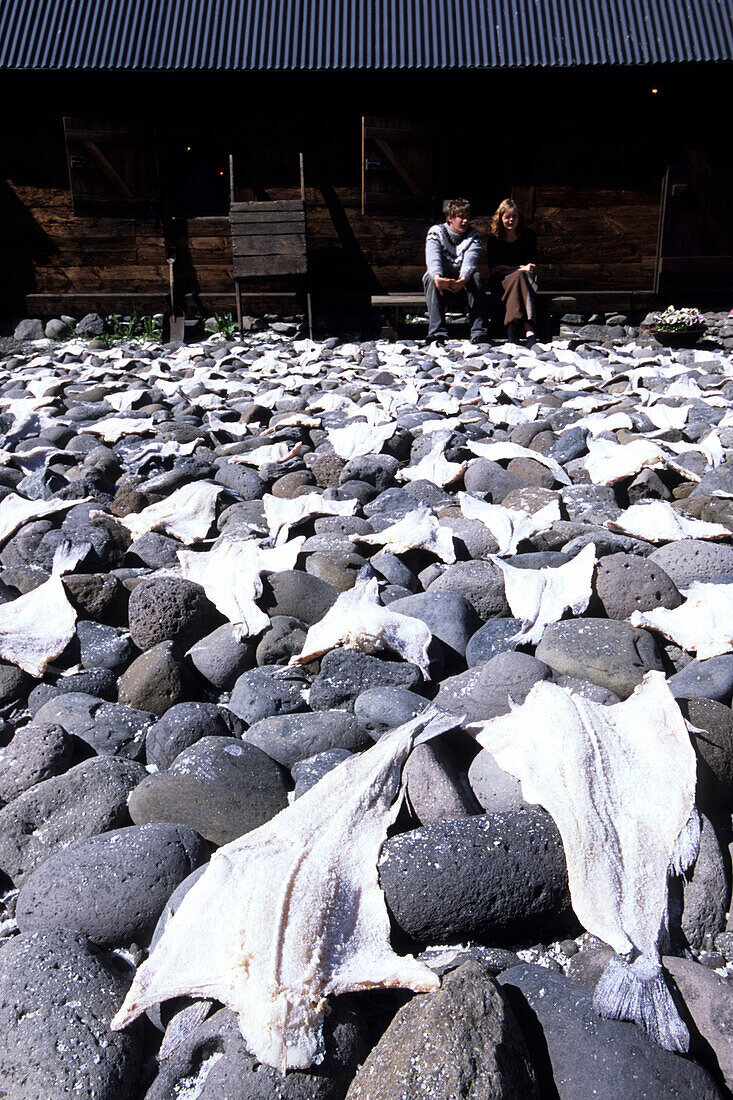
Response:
[165,247,186,343]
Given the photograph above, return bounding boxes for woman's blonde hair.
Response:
[490,198,525,239]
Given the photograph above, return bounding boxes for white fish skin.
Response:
[178,536,305,639]
[396,433,467,488]
[607,500,730,543]
[85,417,157,442]
[470,671,698,1052]
[491,543,596,645]
[110,706,459,1072]
[327,421,395,461]
[97,481,224,544]
[0,494,92,547]
[289,577,432,678]
[458,493,560,556]
[228,442,303,466]
[263,493,359,546]
[0,539,83,676]
[584,437,700,485]
[468,440,572,486]
[631,581,733,659]
[351,507,456,563]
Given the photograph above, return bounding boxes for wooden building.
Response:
[1,0,732,323]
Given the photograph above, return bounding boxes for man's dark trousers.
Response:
[422,271,489,341]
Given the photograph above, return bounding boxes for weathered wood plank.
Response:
[233,255,307,277]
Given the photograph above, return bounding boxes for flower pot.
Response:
[650,325,705,349]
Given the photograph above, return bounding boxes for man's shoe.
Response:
[427,334,447,345]
[470,333,489,345]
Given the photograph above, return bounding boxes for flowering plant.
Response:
[648,306,706,333]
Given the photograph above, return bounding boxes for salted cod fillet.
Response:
[470,671,699,1052]
[111,706,458,1072]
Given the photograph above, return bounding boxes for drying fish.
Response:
[458,493,560,556]
[607,500,730,542]
[263,492,359,545]
[350,506,456,563]
[228,441,303,467]
[84,417,157,443]
[98,481,224,544]
[470,672,699,1052]
[396,432,467,488]
[178,535,305,639]
[0,540,85,676]
[585,437,698,484]
[639,403,691,431]
[327,420,395,461]
[0,493,92,547]
[467,440,571,486]
[630,581,733,659]
[492,543,596,644]
[111,706,459,1072]
[289,576,432,677]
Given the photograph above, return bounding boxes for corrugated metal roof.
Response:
[1,0,731,70]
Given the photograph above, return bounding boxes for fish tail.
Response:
[592,953,689,1053]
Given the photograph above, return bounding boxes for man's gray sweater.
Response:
[425,223,482,280]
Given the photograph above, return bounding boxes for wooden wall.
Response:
[0,65,726,319]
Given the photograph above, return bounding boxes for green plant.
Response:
[206,312,239,339]
[140,315,161,340]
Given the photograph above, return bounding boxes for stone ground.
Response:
[0,308,731,1099]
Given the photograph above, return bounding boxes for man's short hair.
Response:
[444,198,471,219]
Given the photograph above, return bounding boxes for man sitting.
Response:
[422,198,489,344]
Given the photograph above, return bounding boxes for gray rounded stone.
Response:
[463,458,529,501]
[682,814,730,951]
[32,692,155,759]
[0,928,143,1100]
[427,559,509,620]
[128,736,289,846]
[649,540,733,589]
[244,710,371,769]
[227,665,310,725]
[309,649,424,712]
[668,656,733,705]
[352,686,430,739]
[435,651,553,721]
[255,615,308,666]
[387,591,482,658]
[497,963,723,1100]
[535,619,664,699]
[379,809,571,944]
[145,702,245,770]
[76,619,134,672]
[0,722,76,803]
[680,698,733,811]
[147,1002,368,1100]
[291,749,354,799]
[27,670,116,715]
[186,623,255,690]
[16,823,208,947]
[118,640,193,717]
[0,756,146,883]
[465,618,524,667]
[467,748,530,814]
[128,576,220,651]
[403,739,480,825]
[345,959,539,1100]
[594,552,682,619]
[261,569,339,624]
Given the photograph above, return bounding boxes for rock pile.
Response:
[0,314,732,1098]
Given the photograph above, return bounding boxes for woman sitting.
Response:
[486,199,538,343]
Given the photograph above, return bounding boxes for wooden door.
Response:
[63,118,155,216]
[655,150,733,294]
[361,117,433,214]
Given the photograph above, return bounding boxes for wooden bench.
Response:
[371,290,659,339]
